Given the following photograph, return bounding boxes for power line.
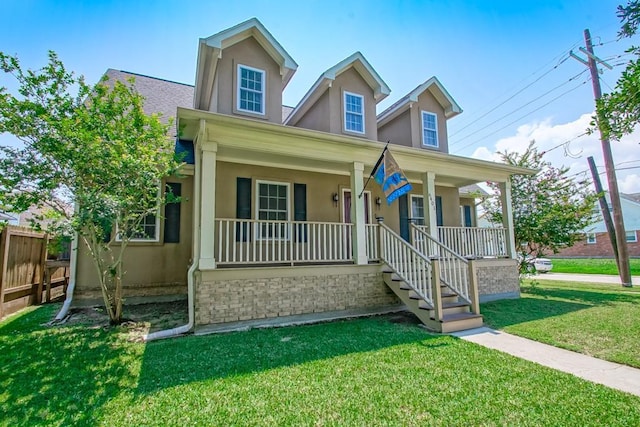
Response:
[452,78,590,153]
[449,46,576,138]
[450,69,588,146]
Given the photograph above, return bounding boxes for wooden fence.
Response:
[0,226,69,318]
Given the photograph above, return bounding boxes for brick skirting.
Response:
[195,265,399,325]
[476,258,520,302]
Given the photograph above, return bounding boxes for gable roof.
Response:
[194,18,298,110]
[285,52,391,126]
[377,76,462,126]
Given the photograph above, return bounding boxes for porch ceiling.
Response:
[178,108,536,187]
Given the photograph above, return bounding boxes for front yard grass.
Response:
[549,257,640,275]
[2,304,640,426]
[482,280,640,368]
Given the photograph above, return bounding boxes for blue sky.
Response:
[2,0,639,192]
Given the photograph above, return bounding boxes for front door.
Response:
[342,190,371,224]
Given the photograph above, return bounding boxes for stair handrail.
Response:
[378,221,435,308]
[410,224,472,305]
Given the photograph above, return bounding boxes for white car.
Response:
[532,258,553,273]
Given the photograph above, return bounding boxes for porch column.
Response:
[199,142,218,269]
[350,162,368,265]
[499,180,517,259]
[422,172,438,240]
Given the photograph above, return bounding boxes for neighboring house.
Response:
[553,192,640,258]
[73,18,533,333]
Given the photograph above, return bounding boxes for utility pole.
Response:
[587,156,619,266]
[571,29,632,287]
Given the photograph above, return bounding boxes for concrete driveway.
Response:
[534,272,639,286]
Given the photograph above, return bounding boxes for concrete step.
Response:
[438,312,484,333]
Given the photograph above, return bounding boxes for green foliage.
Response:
[483,141,597,274]
[594,1,640,140]
[0,51,180,323]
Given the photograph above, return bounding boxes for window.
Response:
[626,230,637,243]
[344,91,364,134]
[256,181,289,239]
[237,64,265,115]
[421,111,438,147]
[116,211,160,242]
[586,233,596,244]
[410,195,425,226]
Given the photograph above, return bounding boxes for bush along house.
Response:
[71,18,535,336]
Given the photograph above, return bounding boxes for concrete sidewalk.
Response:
[452,327,640,397]
[537,272,639,285]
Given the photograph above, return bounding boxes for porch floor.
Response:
[194,304,405,335]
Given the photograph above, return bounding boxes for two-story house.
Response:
[71,18,533,336]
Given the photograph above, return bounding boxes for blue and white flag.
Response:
[373,149,412,205]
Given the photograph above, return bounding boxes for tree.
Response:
[594,1,640,140]
[0,52,180,324]
[483,142,597,274]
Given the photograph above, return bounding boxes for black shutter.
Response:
[436,196,443,227]
[236,177,252,242]
[293,183,307,242]
[398,194,410,242]
[164,182,182,243]
[102,223,112,243]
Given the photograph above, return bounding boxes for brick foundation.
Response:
[476,258,520,302]
[195,265,399,325]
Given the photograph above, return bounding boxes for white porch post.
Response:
[499,180,517,259]
[350,162,368,265]
[422,172,438,240]
[199,141,218,269]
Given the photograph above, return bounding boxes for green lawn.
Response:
[2,304,640,426]
[549,257,640,275]
[482,280,640,368]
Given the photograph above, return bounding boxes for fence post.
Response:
[35,234,49,305]
[430,258,442,321]
[467,258,480,315]
[0,228,8,318]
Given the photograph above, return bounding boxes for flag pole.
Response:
[359,141,389,199]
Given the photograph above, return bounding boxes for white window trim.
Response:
[421,110,439,148]
[410,194,425,225]
[626,230,637,243]
[255,180,290,241]
[343,91,365,134]
[586,232,596,244]
[340,188,372,224]
[237,63,266,116]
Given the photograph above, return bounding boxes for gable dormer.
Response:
[377,77,461,153]
[194,18,297,123]
[285,52,390,140]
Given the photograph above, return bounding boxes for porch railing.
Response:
[416,225,508,258]
[215,219,352,265]
[365,224,379,261]
[379,222,433,307]
[411,224,472,305]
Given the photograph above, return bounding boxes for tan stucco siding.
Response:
[378,109,412,147]
[211,36,283,123]
[294,90,330,133]
[329,68,378,140]
[412,90,449,152]
[74,176,194,299]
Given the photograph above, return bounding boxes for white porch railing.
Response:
[416,225,508,258]
[215,219,352,265]
[411,224,472,305]
[366,224,379,261]
[379,222,433,307]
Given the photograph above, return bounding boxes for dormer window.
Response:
[344,91,364,134]
[421,111,438,147]
[237,64,265,115]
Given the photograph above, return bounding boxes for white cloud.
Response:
[471,113,640,194]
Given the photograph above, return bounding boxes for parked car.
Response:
[532,258,553,273]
